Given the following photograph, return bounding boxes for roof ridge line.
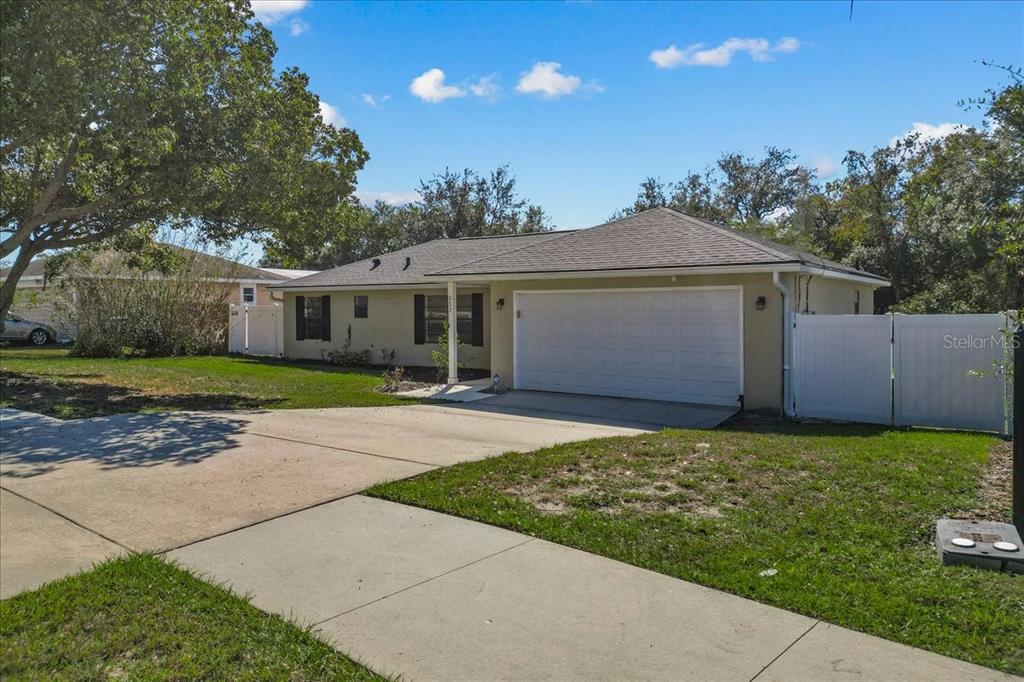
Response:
[429,229,577,276]
[428,210,647,276]
[657,207,795,262]
[457,230,578,241]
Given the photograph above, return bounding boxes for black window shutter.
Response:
[413,294,425,345]
[295,295,306,341]
[471,293,484,346]
[321,295,331,341]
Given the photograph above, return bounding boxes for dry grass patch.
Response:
[503,437,807,517]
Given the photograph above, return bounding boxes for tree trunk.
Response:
[0,242,39,330]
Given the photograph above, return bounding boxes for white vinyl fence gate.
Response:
[793,313,1014,434]
[228,304,283,357]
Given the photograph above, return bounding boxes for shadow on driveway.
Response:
[0,409,251,478]
[0,370,275,420]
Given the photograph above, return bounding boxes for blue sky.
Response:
[251,0,1024,233]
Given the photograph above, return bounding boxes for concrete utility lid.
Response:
[935,519,1023,574]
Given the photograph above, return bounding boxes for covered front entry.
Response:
[513,287,743,406]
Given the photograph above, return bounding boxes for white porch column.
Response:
[447,279,459,384]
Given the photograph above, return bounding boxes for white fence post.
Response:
[227,304,282,357]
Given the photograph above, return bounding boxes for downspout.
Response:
[772,272,795,418]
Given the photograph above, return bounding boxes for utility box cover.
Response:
[935,519,1023,574]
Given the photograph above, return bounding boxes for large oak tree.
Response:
[0,0,367,319]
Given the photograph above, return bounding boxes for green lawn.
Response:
[368,420,1024,675]
[0,347,410,418]
[0,554,383,681]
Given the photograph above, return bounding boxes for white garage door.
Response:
[514,288,743,406]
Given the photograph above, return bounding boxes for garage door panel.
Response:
[515,289,742,406]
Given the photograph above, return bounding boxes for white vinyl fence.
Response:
[228,304,283,357]
[794,313,1014,434]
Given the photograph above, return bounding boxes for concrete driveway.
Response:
[0,394,735,597]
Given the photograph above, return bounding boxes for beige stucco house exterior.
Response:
[273,209,888,414]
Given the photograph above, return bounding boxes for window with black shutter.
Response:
[414,293,483,345]
[295,295,331,341]
[354,295,368,318]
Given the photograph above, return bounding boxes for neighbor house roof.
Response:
[3,245,294,285]
[431,208,887,282]
[259,268,320,279]
[271,231,569,289]
[271,208,889,290]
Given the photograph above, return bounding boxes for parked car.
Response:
[1,314,56,345]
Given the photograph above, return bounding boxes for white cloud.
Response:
[410,68,466,103]
[649,45,685,69]
[649,37,801,69]
[250,0,308,24]
[470,74,501,100]
[516,62,600,98]
[288,18,309,36]
[812,156,837,178]
[355,190,421,206]
[889,122,965,146]
[766,206,793,223]
[361,93,390,108]
[318,101,345,127]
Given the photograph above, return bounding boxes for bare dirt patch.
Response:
[501,436,801,517]
[961,439,1013,523]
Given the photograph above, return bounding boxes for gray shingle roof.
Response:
[271,231,568,289]
[430,208,887,281]
[270,208,887,288]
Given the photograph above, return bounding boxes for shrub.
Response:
[431,321,464,382]
[327,324,371,366]
[57,245,232,357]
[380,366,407,392]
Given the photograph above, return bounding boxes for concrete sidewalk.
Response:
[0,404,646,596]
[168,495,1013,682]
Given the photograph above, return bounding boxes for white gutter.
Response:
[431,263,890,287]
[269,283,454,293]
[772,271,795,418]
[797,264,890,287]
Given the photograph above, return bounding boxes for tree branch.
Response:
[29,132,81,218]
[0,133,83,260]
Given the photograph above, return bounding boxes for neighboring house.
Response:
[272,208,890,413]
[2,246,317,338]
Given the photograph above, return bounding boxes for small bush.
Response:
[431,321,463,382]
[379,347,398,367]
[380,366,407,392]
[327,324,371,366]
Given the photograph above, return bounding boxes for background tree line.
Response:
[609,67,1022,314]
[263,68,1020,315]
[260,165,551,270]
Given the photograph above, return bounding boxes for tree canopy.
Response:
[0,0,367,318]
[614,70,1023,314]
[262,165,551,270]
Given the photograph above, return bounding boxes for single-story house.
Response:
[3,246,317,338]
[272,208,889,414]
